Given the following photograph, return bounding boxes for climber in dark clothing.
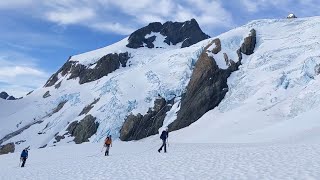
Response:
[158,128,169,153]
[20,148,28,167]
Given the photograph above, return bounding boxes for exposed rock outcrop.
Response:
[126,19,210,49]
[54,133,67,143]
[43,91,51,98]
[79,98,100,116]
[7,96,16,100]
[211,38,221,54]
[44,52,130,87]
[0,143,15,155]
[287,13,297,19]
[50,101,68,116]
[169,30,256,131]
[0,91,16,100]
[240,29,256,55]
[0,91,9,99]
[66,115,99,144]
[26,91,33,96]
[120,98,174,141]
[54,81,62,89]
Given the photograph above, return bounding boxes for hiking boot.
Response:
[158,149,161,153]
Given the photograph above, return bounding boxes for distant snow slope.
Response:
[1,16,320,154]
[172,17,320,143]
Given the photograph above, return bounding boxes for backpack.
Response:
[105,137,112,145]
[160,131,167,140]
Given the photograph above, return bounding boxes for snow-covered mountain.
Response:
[1,16,320,156]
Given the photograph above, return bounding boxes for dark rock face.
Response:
[120,98,174,141]
[126,19,210,49]
[240,29,256,55]
[26,91,33,96]
[44,52,130,87]
[0,92,9,99]
[0,92,16,100]
[66,115,99,144]
[39,144,47,149]
[7,96,16,100]
[0,143,15,155]
[54,133,67,143]
[169,30,257,131]
[50,101,67,115]
[127,22,162,49]
[43,91,51,98]
[74,52,130,84]
[79,98,100,116]
[211,38,221,54]
[287,13,297,19]
[54,81,62,89]
[44,60,74,87]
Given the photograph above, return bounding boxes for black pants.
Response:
[105,145,110,156]
[21,158,27,167]
[158,139,167,153]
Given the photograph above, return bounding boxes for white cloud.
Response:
[91,22,135,35]
[0,0,234,35]
[0,66,45,78]
[46,7,96,25]
[0,52,50,97]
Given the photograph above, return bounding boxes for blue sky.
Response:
[0,0,318,96]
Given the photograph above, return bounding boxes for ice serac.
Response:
[120,98,174,141]
[126,18,210,49]
[169,29,256,131]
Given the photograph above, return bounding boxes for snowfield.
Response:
[0,140,320,180]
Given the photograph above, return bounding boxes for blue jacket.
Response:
[21,150,28,158]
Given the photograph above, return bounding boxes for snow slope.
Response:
[173,17,320,143]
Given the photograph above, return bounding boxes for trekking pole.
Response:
[100,146,105,152]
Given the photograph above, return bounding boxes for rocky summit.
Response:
[126,18,210,49]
